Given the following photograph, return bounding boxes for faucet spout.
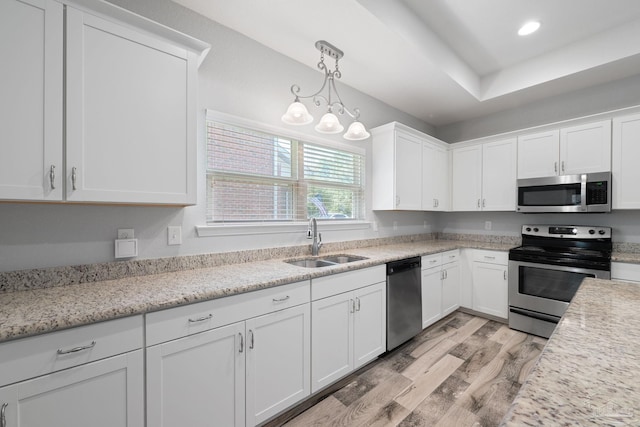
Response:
[308,218,323,256]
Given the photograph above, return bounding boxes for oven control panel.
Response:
[522,225,611,239]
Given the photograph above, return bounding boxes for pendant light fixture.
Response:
[281,40,370,141]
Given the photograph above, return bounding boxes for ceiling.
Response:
[173,0,640,126]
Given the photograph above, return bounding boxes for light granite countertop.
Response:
[0,239,514,344]
[501,277,640,426]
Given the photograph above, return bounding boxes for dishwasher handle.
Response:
[387,257,421,275]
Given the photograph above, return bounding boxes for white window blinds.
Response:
[206,119,365,223]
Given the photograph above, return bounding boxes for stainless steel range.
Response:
[508,225,612,338]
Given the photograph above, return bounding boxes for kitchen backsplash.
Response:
[3,232,637,294]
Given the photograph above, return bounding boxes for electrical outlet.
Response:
[168,226,182,245]
[118,228,134,239]
[485,221,492,230]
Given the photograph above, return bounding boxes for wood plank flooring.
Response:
[274,311,546,427]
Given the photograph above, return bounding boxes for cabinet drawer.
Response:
[146,280,310,346]
[0,315,143,388]
[312,266,386,301]
[441,250,460,264]
[473,249,508,265]
[421,253,443,270]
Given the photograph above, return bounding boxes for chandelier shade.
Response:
[281,40,369,141]
[281,100,313,125]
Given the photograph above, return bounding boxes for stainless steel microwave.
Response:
[516,171,611,213]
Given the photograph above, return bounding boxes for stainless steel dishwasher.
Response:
[386,256,422,351]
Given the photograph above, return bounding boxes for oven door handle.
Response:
[509,307,559,324]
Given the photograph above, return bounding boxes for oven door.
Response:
[508,260,610,317]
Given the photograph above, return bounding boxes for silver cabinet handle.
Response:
[350,299,355,313]
[272,295,290,303]
[49,165,56,190]
[239,332,244,353]
[249,330,254,349]
[188,314,212,323]
[477,199,481,208]
[57,340,96,355]
[356,297,361,312]
[554,162,558,173]
[71,167,78,191]
[436,199,439,207]
[561,161,565,173]
[504,270,507,280]
[441,271,445,280]
[1,403,7,427]
[484,256,496,260]
[429,259,438,264]
[482,199,486,208]
[445,270,448,279]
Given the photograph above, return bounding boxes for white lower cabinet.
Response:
[146,322,245,427]
[145,281,311,427]
[421,250,460,329]
[245,304,310,426]
[611,262,640,284]
[311,267,386,393]
[0,316,144,427]
[472,250,509,319]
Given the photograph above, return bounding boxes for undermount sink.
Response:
[284,254,368,268]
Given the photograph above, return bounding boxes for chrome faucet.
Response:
[308,218,322,256]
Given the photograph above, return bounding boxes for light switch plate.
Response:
[168,226,182,245]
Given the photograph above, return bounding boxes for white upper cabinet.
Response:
[1,0,208,205]
[517,120,611,179]
[452,145,482,211]
[516,130,559,179]
[66,6,200,204]
[372,122,449,211]
[452,138,516,211]
[612,113,640,209]
[422,141,450,211]
[0,0,63,201]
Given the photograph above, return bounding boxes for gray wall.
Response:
[436,73,640,143]
[0,0,435,272]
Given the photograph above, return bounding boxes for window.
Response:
[206,116,365,223]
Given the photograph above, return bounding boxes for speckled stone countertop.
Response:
[0,238,515,344]
[501,278,640,426]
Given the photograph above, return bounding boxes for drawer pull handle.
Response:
[429,259,438,263]
[1,403,7,427]
[484,256,496,260]
[188,314,213,323]
[71,167,78,191]
[249,330,254,349]
[356,297,361,312]
[239,333,244,353]
[272,295,290,303]
[57,340,96,355]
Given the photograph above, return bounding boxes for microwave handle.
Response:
[580,174,588,212]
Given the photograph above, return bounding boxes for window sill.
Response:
[196,221,371,237]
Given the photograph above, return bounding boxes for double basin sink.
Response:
[285,254,368,268]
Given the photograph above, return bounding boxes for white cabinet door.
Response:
[472,262,508,319]
[421,267,442,328]
[353,282,386,369]
[452,145,482,211]
[65,7,197,204]
[0,351,143,427]
[517,130,560,179]
[612,114,640,209]
[245,304,310,426]
[442,262,460,317]
[482,138,516,211]
[560,120,611,175]
[146,322,245,427]
[422,142,449,211]
[0,0,63,201]
[311,293,353,393]
[394,132,423,210]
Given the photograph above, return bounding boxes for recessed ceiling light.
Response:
[518,21,541,36]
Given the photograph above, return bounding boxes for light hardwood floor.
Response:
[271,311,546,427]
